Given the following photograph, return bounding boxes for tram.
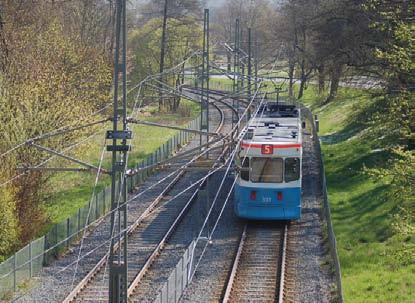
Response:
[234,101,303,220]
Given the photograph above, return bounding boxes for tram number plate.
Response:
[262,197,272,203]
[261,144,273,155]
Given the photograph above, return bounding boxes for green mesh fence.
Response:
[68,214,78,242]
[0,117,198,297]
[15,245,29,283]
[0,256,14,298]
[31,237,45,274]
[0,236,45,299]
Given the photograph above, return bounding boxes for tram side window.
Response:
[240,157,250,181]
[285,158,300,182]
[251,158,283,183]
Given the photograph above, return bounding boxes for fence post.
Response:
[43,234,49,266]
[87,201,91,225]
[167,140,170,156]
[54,224,58,257]
[95,194,99,220]
[29,241,32,278]
[66,218,70,248]
[174,267,177,303]
[13,254,16,292]
[102,190,106,214]
[166,276,169,303]
[181,256,185,291]
[77,208,81,234]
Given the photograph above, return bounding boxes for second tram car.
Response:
[234,101,303,220]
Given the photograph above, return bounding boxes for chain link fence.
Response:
[0,117,201,299]
[154,241,195,303]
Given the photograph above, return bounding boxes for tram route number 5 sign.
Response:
[261,144,273,155]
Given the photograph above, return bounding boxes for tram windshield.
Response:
[240,157,249,181]
[251,158,283,183]
[285,157,300,182]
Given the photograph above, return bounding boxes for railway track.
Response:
[127,93,239,302]
[62,100,230,302]
[222,223,288,303]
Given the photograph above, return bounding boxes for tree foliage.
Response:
[0,0,112,253]
[212,0,278,67]
[368,147,414,264]
[128,13,202,111]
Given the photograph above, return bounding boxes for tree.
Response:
[130,0,203,111]
[0,0,112,247]
[129,16,202,111]
[277,0,319,99]
[140,0,202,21]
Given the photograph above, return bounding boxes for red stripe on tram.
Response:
[241,143,302,149]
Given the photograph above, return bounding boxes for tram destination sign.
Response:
[261,144,273,155]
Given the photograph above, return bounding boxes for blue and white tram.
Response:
[234,102,303,220]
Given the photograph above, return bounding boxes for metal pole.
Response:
[233,19,240,133]
[121,2,128,290]
[240,28,244,93]
[255,36,258,93]
[205,10,211,236]
[158,0,169,111]
[247,27,252,121]
[206,9,210,159]
[108,0,129,302]
[200,9,210,158]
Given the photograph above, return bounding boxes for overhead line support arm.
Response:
[28,142,110,174]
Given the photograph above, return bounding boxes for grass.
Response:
[301,85,415,302]
[41,100,199,233]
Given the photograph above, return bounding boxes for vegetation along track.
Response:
[222,223,288,303]
[62,100,229,302]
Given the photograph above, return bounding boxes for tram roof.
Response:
[244,116,301,144]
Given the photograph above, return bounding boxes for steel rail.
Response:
[222,225,247,303]
[183,86,252,106]
[222,223,288,303]
[127,147,228,298]
[62,101,226,303]
[278,224,288,303]
[62,169,186,303]
[126,96,234,301]
[183,87,241,121]
[127,136,228,175]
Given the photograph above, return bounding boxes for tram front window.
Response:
[240,157,249,181]
[251,158,283,183]
[285,158,300,182]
